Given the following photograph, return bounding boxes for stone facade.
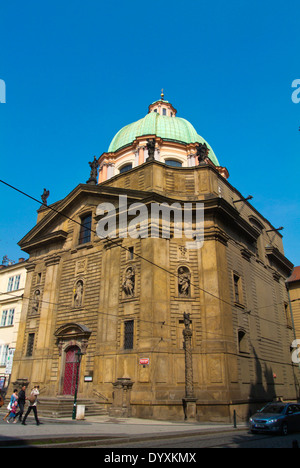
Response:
[10,161,298,422]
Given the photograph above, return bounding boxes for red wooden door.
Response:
[63,346,80,395]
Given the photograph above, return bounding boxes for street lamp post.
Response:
[72,349,83,420]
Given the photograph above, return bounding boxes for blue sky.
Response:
[0,0,299,266]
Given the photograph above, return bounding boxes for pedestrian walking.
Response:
[22,386,40,426]
[2,389,18,421]
[7,400,18,423]
[15,385,27,422]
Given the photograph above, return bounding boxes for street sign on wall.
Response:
[5,348,15,375]
[139,358,150,366]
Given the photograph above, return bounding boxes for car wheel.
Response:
[281,423,288,436]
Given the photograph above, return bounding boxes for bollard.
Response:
[76,405,85,420]
[233,409,237,428]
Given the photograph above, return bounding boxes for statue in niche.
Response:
[32,289,40,314]
[122,266,135,297]
[74,280,84,307]
[178,267,191,297]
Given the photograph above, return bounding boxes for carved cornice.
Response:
[21,230,68,254]
[203,226,229,245]
[44,254,61,267]
[265,245,294,276]
[204,198,260,244]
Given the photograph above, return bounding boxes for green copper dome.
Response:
[108,109,219,166]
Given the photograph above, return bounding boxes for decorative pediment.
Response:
[55,322,91,339]
[54,322,92,355]
[18,183,148,254]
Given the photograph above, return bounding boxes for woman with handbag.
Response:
[2,389,18,421]
[21,386,40,426]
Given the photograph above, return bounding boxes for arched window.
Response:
[165,159,182,167]
[120,163,132,174]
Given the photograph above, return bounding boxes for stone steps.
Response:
[1,396,108,419]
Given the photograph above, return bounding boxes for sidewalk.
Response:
[0,413,249,448]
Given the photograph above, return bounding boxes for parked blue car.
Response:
[250,402,300,435]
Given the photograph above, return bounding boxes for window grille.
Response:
[124,320,134,349]
[26,333,35,357]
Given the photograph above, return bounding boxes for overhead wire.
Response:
[0,178,296,343]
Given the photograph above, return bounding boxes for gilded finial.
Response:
[161,88,164,100]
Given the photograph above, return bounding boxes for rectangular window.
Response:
[238,330,248,353]
[7,274,21,291]
[124,320,134,350]
[14,275,20,290]
[7,277,14,292]
[79,214,92,244]
[285,303,293,328]
[7,309,14,326]
[26,333,35,357]
[233,274,241,303]
[1,310,8,327]
[128,247,134,260]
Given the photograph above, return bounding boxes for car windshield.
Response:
[260,404,285,414]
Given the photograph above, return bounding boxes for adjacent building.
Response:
[0,258,27,392]
[9,95,298,421]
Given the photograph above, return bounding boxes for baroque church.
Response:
[10,93,298,421]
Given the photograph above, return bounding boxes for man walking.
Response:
[16,385,26,423]
[22,386,40,426]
